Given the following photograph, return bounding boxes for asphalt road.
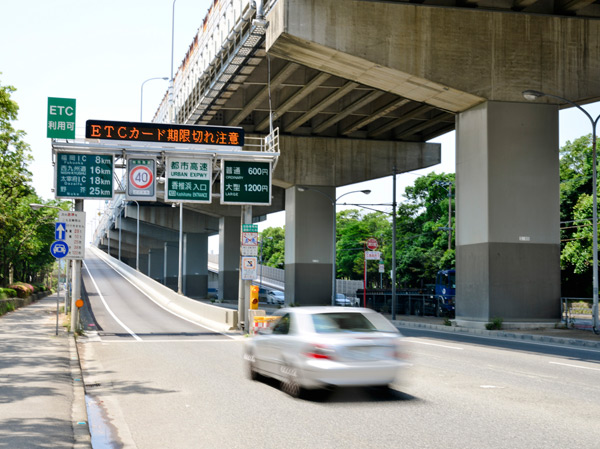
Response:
[78,252,600,449]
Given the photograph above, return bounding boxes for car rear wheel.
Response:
[280,363,304,398]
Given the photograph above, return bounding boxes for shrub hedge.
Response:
[8,283,35,298]
[0,288,17,300]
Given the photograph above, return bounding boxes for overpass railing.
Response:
[155,0,278,125]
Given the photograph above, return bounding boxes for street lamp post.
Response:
[523,90,600,334]
[297,187,371,306]
[434,180,454,251]
[140,77,169,121]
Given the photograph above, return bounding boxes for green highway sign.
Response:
[221,160,271,205]
[242,224,258,232]
[55,153,113,199]
[165,157,212,203]
[47,97,76,139]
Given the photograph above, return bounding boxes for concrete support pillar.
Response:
[183,233,208,298]
[148,248,165,283]
[219,216,241,301]
[164,242,178,290]
[455,101,561,327]
[285,185,334,306]
[138,253,149,275]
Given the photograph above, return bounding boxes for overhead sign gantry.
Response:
[51,120,279,205]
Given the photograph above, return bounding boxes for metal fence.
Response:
[561,297,594,329]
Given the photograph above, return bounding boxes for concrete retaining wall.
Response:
[91,247,238,331]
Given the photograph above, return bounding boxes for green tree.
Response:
[0,77,61,286]
[336,209,391,285]
[260,226,285,269]
[395,172,455,288]
[559,134,595,296]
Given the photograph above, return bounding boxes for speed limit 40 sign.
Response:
[127,157,156,201]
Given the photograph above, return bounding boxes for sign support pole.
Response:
[238,205,253,333]
[178,202,183,295]
[70,199,83,334]
[55,260,60,336]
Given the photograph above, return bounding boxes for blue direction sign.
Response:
[55,222,66,240]
[50,241,69,259]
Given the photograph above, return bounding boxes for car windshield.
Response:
[273,291,284,297]
[311,312,396,334]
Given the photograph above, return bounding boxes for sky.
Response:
[2,0,600,244]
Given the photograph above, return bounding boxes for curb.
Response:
[394,320,600,349]
[69,334,92,448]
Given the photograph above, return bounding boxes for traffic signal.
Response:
[250,285,259,309]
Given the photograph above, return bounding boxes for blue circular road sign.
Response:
[50,240,69,259]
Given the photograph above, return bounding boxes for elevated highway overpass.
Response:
[91,0,600,328]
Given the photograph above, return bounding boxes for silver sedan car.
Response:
[244,307,406,398]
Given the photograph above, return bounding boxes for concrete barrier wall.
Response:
[90,247,238,331]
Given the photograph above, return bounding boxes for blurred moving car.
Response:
[267,290,285,305]
[244,307,406,398]
[334,293,352,306]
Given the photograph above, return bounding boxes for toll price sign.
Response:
[127,157,156,201]
[165,157,212,203]
[221,160,271,205]
[56,153,113,199]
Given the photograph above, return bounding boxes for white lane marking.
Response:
[83,261,142,342]
[406,338,464,350]
[89,251,237,340]
[549,361,600,372]
[96,339,243,343]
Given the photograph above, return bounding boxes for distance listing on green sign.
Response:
[55,153,113,199]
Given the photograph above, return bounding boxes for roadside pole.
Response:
[238,205,253,333]
[70,199,83,333]
[55,260,60,336]
[64,260,70,313]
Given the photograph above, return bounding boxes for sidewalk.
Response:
[0,295,90,449]
[392,314,600,349]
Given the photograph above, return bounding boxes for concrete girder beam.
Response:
[115,216,180,247]
[273,135,440,189]
[266,0,600,109]
[122,203,220,233]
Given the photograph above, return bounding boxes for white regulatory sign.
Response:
[58,211,86,259]
[365,251,381,260]
[241,256,257,280]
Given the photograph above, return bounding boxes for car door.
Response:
[264,313,293,377]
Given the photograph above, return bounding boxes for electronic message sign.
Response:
[55,153,113,199]
[220,160,271,205]
[86,120,244,148]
